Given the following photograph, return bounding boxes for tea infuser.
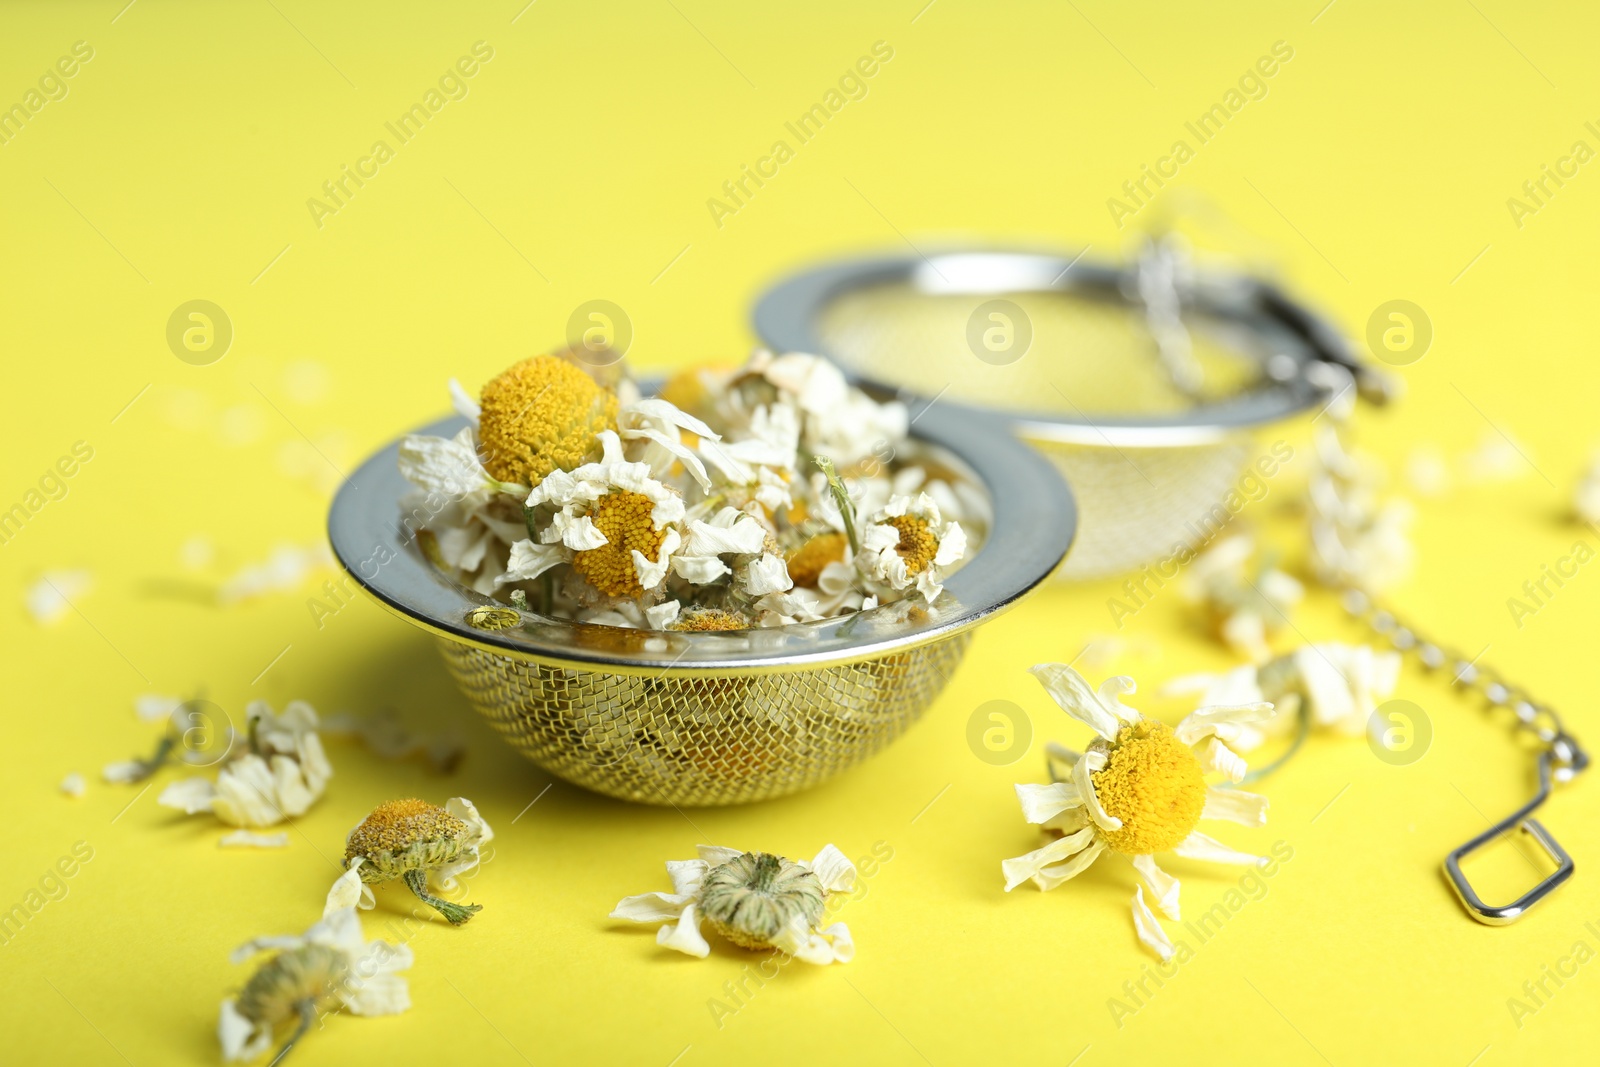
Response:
[329,401,1075,806]
[754,238,1587,923]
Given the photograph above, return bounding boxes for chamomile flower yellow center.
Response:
[1090,721,1207,856]
[573,491,667,599]
[786,532,847,588]
[671,608,751,631]
[477,355,618,486]
[886,514,938,575]
[345,798,465,860]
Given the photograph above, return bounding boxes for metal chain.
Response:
[1336,583,1588,782]
[1307,361,1588,783]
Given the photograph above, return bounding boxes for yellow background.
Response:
[3,1,1598,1064]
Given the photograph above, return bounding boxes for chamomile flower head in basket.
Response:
[219,902,411,1063]
[1002,663,1274,960]
[336,797,494,925]
[857,491,967,604]
[394,348,978,630]
[505,429,688,610]
[611,844,857,963]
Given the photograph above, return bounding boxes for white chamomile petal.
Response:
[1095,675,1144,725]
[1172,830,1265,867]
[1131,854,1182,921]
[665,858,708,897]
[696,844,744,866]
[496,539,566,588]
[610,892,694,924]
[1173,701,1276,746]
[1202,786,1270,827]
[743,553,793,596]
[656,902,711,957]
[1001,825,1098,891]
[1014,781,1082,824]
[803,844,857,894]
[1132,886,1176,961]
[1071,749,1121,831]
[1195,736,1249,783]
[1029,663,1123,741]
[1031,838,1105,892]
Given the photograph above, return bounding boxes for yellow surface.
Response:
[3,2,1598,1064]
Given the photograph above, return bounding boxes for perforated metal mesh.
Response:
[816,283,1265,579]
[438,633,973,806]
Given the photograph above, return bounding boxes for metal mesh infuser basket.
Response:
[754,247,1389,580]
[328,405,1074,806]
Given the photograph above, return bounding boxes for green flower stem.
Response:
[403,868,482,926]
[812,456,859,554]
[267,999,316,1067]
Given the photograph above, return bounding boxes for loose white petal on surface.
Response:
[153,774,214,813]
[1131,854,1182,921]
[218,830,290,848]
[26,570,92,625]
[101,760,145,784]
[1132,886,1176,961]
[59,772,86,797]
[1173,830,1266,867]
[1202,787,1270,827]
[656,902,711,957]
[1195,736,1249,783]
[1173,702,1275,746]
[1072,750,1121,831]
[1014,781,1081,824]
[1029,663,1123,740]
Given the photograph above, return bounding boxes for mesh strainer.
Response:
[328,404,1073,806]
[753,247,1389,579]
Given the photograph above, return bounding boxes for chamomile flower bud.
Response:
[611,844,856,964]
[477,355,618,488]
[338,797,494,925]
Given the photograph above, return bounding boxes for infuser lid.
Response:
[752,246,1386,447]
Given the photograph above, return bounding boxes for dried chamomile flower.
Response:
[857,492,967,603]
[219,904,411,1063]
[1003,664,1273,961]
[1181,533,1302,663]
[1166,643,1402,752]
[611,844,856,963]
[501,430,686,604]
[159,701,332,828]
[336,797,494,925]
[476,354,618,487]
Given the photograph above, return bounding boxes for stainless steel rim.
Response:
[751,248,1343,448]
[327,402,1075,675]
